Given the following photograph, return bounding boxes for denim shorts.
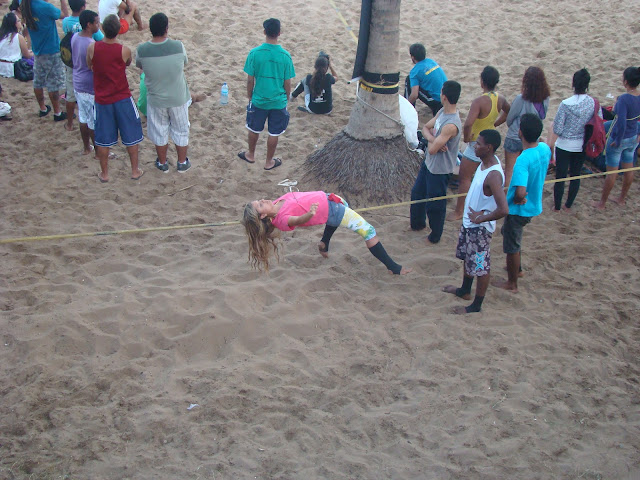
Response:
[605,135,638,168]
[502,214,531,254]
[462,141,480,162]
[326,195,347,227]
[245,102,290,136]
[504,137,523,153]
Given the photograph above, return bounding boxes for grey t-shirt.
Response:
[136,39,190,108]
[425,109,462,174]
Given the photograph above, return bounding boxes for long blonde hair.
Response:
[242,203,280,272]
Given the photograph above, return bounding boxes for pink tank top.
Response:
[271,191,329,231]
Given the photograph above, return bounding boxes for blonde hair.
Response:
[242,202,280,272]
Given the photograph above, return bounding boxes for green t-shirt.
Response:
[244,43,295,110]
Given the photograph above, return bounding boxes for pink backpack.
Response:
[583,97,606,159]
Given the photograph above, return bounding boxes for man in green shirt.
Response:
[238,18,295,171]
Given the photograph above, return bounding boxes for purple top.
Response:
[610,93,640,145]
[71,34,94,94]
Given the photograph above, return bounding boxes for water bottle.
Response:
[220,83,229,105]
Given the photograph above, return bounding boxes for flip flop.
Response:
[98,173,108,183]
[264,158,282,171]
[238,151,255,164]
[131,170,145,180]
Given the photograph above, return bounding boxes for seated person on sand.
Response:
[242,191,411,275]
[448,66,510,221]
[442,129,508,314]
[290,52,337,115]
[404,43,447,117]
[98,0,144,33]
[0,11,33,78]
[8,0,31,47]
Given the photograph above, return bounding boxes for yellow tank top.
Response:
[470,92,499,141]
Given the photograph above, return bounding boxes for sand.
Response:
[1,0,639,478]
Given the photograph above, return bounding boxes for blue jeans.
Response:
[410,162,450,243]
[605,134,638,168]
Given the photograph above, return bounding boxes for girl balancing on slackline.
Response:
[242,191,412,275]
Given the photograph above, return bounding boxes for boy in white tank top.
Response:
[443,130,509,313]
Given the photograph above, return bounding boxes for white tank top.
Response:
[462,157,504,233]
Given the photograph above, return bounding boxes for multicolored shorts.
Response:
[456,225,492,277]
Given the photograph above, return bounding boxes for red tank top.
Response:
[92,42,131,105]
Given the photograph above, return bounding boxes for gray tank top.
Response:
[425,110,462,174]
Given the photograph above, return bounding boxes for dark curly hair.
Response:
[521,66,550,103]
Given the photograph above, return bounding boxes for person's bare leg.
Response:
[449,157,479,221]
[34,87,47,111]
[593,166,618,209]
[155,144,169,165]
[265,134,279,169]
[65,100,75,130]
[504,150,520,188]
[96,146,110,181]
[49,90,62,115]
[612,163,634,206]
[127,144,144,179]
[245,131,259,162]
[176,144,188,164]
[494,252,519,292]
[126,1,145,30]
[79,123,92,154]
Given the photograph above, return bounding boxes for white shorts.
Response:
[146,100,191,147]
[75,91,95,129]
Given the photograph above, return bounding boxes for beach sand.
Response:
[1,0,639,478]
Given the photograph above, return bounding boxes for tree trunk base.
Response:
[302,130,422,207]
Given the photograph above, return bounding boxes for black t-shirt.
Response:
[306,73,335,114]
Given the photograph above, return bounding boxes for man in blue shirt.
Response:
[404,43,448,116]
[496,113,551,293]
[21,0,69,120]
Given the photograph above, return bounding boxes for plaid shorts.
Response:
[456,226,492,277]
[33,53,65,91]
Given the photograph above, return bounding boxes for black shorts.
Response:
[502,214,531,254]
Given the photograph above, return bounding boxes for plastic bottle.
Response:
[220,83,229,105]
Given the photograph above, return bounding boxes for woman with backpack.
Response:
[0,12,33,78]
[547,68,599,212]
[593,67,640,209]
[504,66,550,186]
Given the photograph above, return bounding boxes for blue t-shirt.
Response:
[24,0,61,55]
[62,16,104,41]
[507,142,551,217]
[409,58,447,101]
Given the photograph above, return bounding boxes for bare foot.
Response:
[611,197,626,206]
[562,205,572,213]
[592,200,606,210]
[318,242,329,258]
[98,173,109,183]
[551,207,561,213]
[131,169,144,180]
[492,278,518,293]
[82,145,95,156]
[442,285,471,300]
[503,266,524,278]
[446,211,463,221]
[64,123,73,132]
[191,93,207,103]
[425,236,438,246]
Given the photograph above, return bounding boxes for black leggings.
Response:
[554,147,585,210]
